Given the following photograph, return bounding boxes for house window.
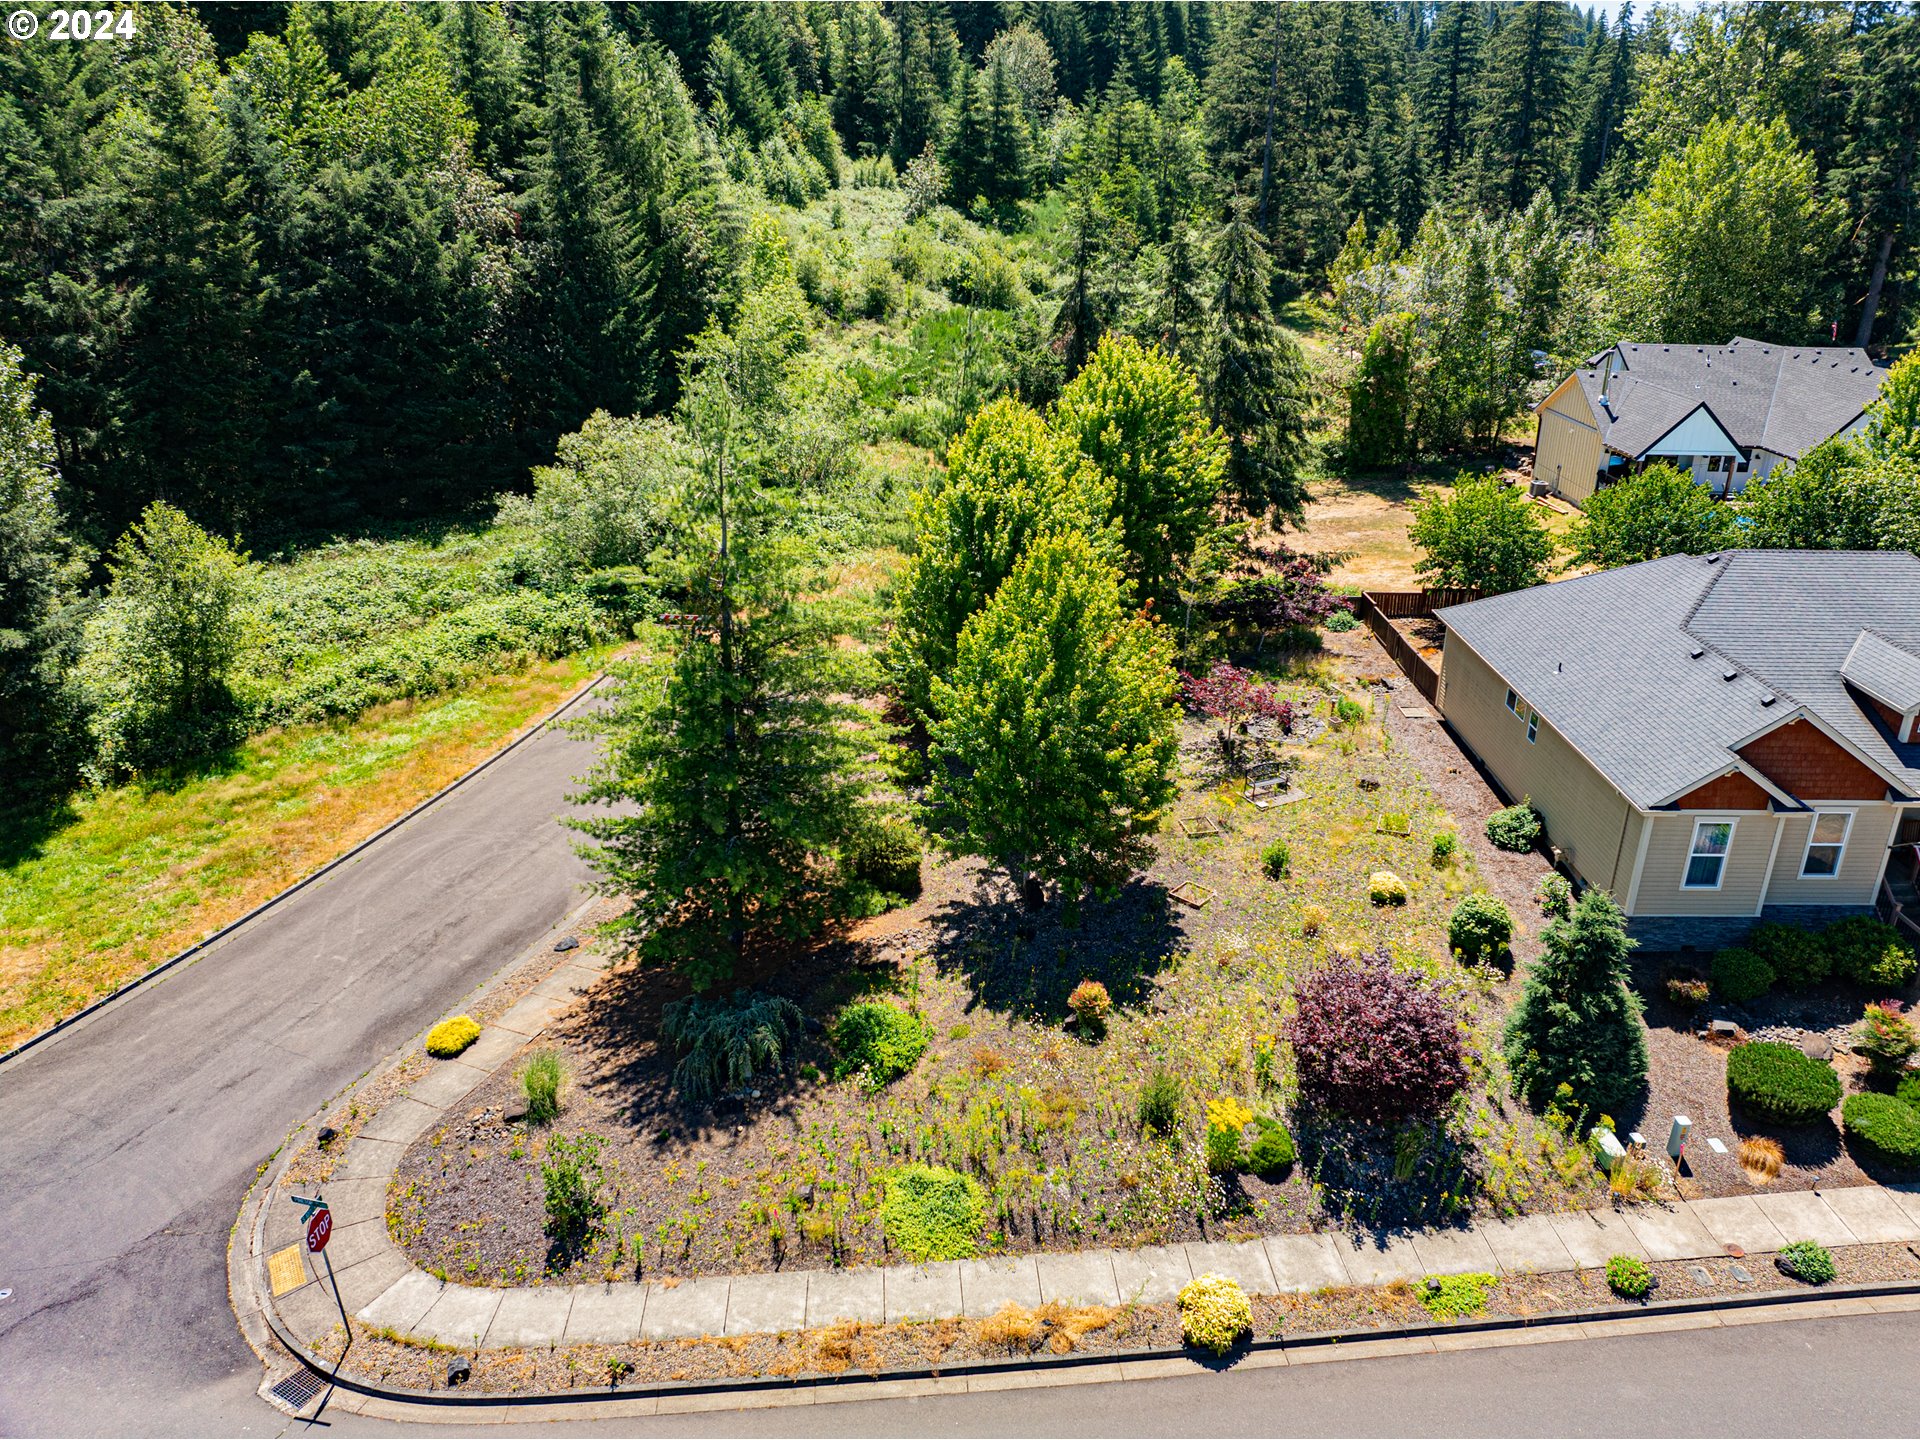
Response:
[1706,456,1726,474]
[1800,811,1853,878]
[1684,819,1735,890]
[1527,710,1539,744]
[1505,688,1519,716]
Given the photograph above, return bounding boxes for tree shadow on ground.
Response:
[1727,1110,1843,1171]
[0,793,80,868]
[1296,1115,1486,1232]
[923,873,1187,1024]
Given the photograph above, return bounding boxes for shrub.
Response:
[880,1164,984,1261]
[1416,1272,1496,1319]
[831,1001,932,1087]
[541,1133,604,1246]
[1605,1254,1653,1299]
[1745,921,1828,991]
[1843,1092,1920,1172]
[425,1015,481,1059]
[1485,802,1542,852]
[1430,831,1459,866]
[1286,949,1468,1124]
[1138,1069,1182,1135]
[846,819,924,900]
[1900,1070,1920,1109]
[1776,1239,1836,1284]
[1536,873,1573,918]
[1726,1041,1840,1124]
[1853,1000,1919,1079]
[1067,979,1112,1031]
[1261,839,1290,880]
[1334,695,1368,727]
[1828,916,1917,989]
[1504,890,1648,1116]
[1665,972,1710,1011]
[1711,947,1774,1003]
[1205,1122,1246,1174]
[1448,892,1513,965]
[660,991,805,1105]
[1324,607,1359,633]
[1178,1273,1251,1356]
[1300,904,1328,936]
[520,1049,564,1126]
[1248,1119,1296,1179]
[1369,870,1409,905]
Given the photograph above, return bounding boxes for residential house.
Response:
[1434,550,1920,949]
[1532,339,1888,506]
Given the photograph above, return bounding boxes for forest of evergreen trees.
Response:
[4,1,1918,807]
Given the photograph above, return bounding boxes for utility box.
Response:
[1591,1126,1628,1173]
[1668,1116,1692,1162]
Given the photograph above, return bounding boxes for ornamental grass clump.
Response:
[1842,1092,1920,1173]
[1605,1254,1653,1299]
[1285,949,1467,1124]
[1138,1069,1182,1136]
[1178,1273,1252,1356]
[520,1049,564,1125]
[880,1164,985,1261]
[425,1015,481,1058]
[1725,1041,1840,1125]
[1776,1239,1836,1284]
[831,1001,932,1087]
[1448,892,1513,965]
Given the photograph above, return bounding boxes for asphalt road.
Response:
[0,696,605,1438]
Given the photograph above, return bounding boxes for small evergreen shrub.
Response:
[1205,1122,1246,1174]
[1711,946,1774,1003]
[1664,972,1710,1011]
[1899,1070,1920,1109]
[1324,607,1359,632]
[880,1164,985,1260]
[1261,839,1290,880]
[1725,1041,1840,1124]
[1503,890,1648,1115]
[1248,1119,1296,1178]
[1430,831,1459,866]
[831,1001,932,1086]
[1605,1253,1653,1299]
[1776,1239,1836,1284]
[1067,979,1112,1031]
[1745,921,1828,991]
[1448,892,1513,964]
[1178,1273,1252,1355]
[1842,1092,1920,1172]
[520,1049,564,1125]
[847,819,924,899]
[1853,1000,1919,1079]
[660,991,806,1105]
[1138,1069,1182,1135]
[1286,948,1467,1124]
[1415,1272,1496,1319]
[1334,695,1368,727]
[541,1133,604,1246]
[425,1015,481,1058]
[1369,870,1409,905]
[1827,916,1917,989]
[1536,873,1573,918]
[1486,802,1542,852]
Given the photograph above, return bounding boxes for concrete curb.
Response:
[2,669,607,1068]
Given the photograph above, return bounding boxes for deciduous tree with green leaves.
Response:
[927,531,1178,918]
[1050,334,1227,606]
[1606,117,1841,344]
[888,398,1112,723]
[1567,462,1739,570]
[1409,475,1554,595]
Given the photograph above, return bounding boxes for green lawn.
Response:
[0,654,604,1051]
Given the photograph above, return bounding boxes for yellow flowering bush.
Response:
[1178,1272,1252,1355]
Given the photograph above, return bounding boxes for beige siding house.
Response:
[1436,552,1920,949]
[1531,339,1888,508]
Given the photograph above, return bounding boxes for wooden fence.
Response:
[1355,588,1481,706]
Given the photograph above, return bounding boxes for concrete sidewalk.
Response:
[251,981,1920,1356]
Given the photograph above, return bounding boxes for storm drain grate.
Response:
[270,1369,325,1410]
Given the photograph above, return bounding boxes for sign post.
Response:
[291,1193,352,1371]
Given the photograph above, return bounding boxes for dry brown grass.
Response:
[972,1301,1119,1356]
[1739,1135,1785,1183]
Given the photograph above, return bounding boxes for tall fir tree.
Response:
[1472,0,1574,209]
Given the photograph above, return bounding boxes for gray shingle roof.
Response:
[1559,339,1887,462]
[1437,551,1920,809]
[1842,631,1920,713]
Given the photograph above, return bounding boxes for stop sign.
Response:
[305,1206,332,1254]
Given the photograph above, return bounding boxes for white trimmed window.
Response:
[1684,819,1734,890]
[1799,811,1853,878]
[1506,688,1539,741]
[1505,688,1520,715]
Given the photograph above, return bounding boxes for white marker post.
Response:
[1667,1115,1692,1172]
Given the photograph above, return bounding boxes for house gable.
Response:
[1638,403,1740,460]
[1673,770,1774,810]
[1736,717,1887,801]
